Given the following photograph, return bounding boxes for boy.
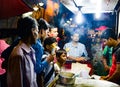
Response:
[42,37,57,87]
[54,49,67,74]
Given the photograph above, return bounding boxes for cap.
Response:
[95,26,107,31]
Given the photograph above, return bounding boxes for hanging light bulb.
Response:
[75,11,84,24]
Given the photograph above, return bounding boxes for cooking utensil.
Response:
[57,72,75,85]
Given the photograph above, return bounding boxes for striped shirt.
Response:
[42,52,55,87]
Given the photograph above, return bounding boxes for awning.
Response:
[0,0,34,19]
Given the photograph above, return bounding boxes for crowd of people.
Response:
[0,16,120,87]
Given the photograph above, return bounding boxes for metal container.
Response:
[57,72,75,85]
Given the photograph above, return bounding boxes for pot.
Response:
[57,72,75,85]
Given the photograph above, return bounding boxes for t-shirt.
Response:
[32,39,49,73]
[103,46,113,66]
[42,52,55,87]
[109,43,120,76]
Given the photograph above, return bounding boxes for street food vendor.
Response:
[63,32,88,62]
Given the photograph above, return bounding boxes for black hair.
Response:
[49,24,57,32]
[43,37,57,49]
[56,49,67,58]
[101,29,117,40]
[17,16,38,39]
[38,18,50,31]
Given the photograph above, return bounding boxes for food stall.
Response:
[48,62,120,87]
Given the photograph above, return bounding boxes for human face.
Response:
[59,53,67,63]
[71,33,79,42]
[106,38,115,47]
[49,28,58,38]
[41,28,49,39]
[31,26,39,44]
[45,29,49,38]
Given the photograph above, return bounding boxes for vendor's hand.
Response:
[67,56,74,60]
[75,57,86,62]
[46,54,54,63]
[100,76,105,80]
[100,75,109,80]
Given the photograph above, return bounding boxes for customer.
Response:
[0,36,10,73]
[48,25,60,63]
[48,25,58,38]
[63,32,88,62]
[54,49,67,74]
[48,25,59,42]
[42,37,57,87]
[0,36,10,87]
[1,37,21,87]
[100,29,120,85]
[57,28,68,49]
[37,18,50,44]
[1,37,21,70]
[91,36,105,76]
[0,37,10,56]
[32,18,54,87]
[7,16,38,87]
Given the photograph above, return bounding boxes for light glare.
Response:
[75,11,84,24]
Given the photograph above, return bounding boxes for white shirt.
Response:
[63,42,88,58]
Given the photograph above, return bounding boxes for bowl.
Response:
[58,72,75,85]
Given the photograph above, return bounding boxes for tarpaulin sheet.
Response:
[0,0,33,19]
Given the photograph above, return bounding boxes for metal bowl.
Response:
[58,72,75,85]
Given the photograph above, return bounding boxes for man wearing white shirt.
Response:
[63,32,88,62]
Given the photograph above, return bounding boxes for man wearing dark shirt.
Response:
[100,29,120,85]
